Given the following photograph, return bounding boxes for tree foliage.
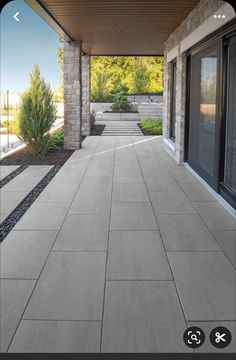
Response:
[17,65,57,155]
[91,56,164,98]
[132,58,150,93]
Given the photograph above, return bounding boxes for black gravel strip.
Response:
[0,165,28,189]
[0,165,61,242]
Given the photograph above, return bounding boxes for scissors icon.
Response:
[215,332,226,343]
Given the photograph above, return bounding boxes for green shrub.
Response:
[139,118,162,135]
[47,129,64,150]
[17,65,57,155]
[111,92,131,112]
[91,70,112,102]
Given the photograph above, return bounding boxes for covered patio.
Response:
[1,135,235,352]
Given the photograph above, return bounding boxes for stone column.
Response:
[175,52,187,163]
[64,40,82,149]
[81,54,91,136]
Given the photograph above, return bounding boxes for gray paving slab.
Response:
[2,166,52,192]
[179,181,217,202]
[110,201,158,230]
[79,176,112,192]
[144,174,181,191]
[86,158,114,177]
[157,214,221,251]
[171,169,198,184]
[187,321,236,353]
[0,191,27,215]
[150,191,196,214]
[15,202,70,230]
[53,214,109,251]
[51,165,86,184]
[8,320,101,353]
[192,202,236,230]
[36,183,78,203]
[107,231,172,280]
[102,281,190,353]
[211,231,236,267]
[113,168,144,184]
[168,252,236,321]
[0,166,19,180]
[1,231,57,279]
[0,279,35,352]
[69,190,111,214]
[112,183,149,202]
[24,252,106,320]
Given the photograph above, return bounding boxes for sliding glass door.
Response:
[188,41,221,189]
[187,28,236,208]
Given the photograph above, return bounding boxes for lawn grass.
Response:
[139,118,162,135]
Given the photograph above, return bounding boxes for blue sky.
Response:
[1,0,61,92]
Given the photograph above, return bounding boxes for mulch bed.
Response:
[0,146,74,166]
[91,124,105,135]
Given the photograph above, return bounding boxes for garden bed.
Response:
[138,118,162,135]
[0,146,74,166]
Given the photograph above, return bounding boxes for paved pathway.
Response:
[1,136,235,353]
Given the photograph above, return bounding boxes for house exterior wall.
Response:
[163,0,235,163]
[81,55,91,136]
[64,40,82,149]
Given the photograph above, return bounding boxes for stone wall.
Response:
[163,0,233,163]
[64,40,82,149]
[82,55,91,136]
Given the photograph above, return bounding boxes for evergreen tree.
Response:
[17,65,57,155]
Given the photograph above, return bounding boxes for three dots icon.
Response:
[213,14,226,19]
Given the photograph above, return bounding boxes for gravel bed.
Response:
[0,165,61,242]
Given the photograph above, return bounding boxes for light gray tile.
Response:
[0,191,27,215]
[24,252,106,320]
[193,202,236,230]
[2,166,52,192]
[150,192,196,214]
[107,231,172,280]
[110,202,158,230]
[112,183,149,202]
[69,191,111,214]
[8,320,101,353]
[168,252,236,320]
[54,215,109,250]
[179,182,216,202]
[0,279,35,352]
[212,231,236,267]
[52,166,85,184]
[157,214,220,251]
[187,321,236,353]
[0,166,19,180]
[171,169,198,184]
[144,174,181,191]
[86,158,114,176]
[1,231,57,279]
[15,202,69,230]
[102,281,190,352]
[79,176,112,192]
[37,183,78,203]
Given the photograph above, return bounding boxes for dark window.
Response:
[170,60,177,140]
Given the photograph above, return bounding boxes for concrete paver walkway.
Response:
[1,136,235,353]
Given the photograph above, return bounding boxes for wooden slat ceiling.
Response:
[42,0,201,55]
